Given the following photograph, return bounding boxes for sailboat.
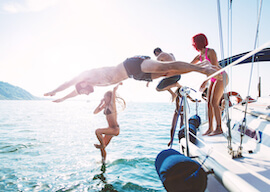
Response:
[155,1,270,191]
[178,51,270,191]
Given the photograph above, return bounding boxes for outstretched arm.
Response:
[113,82,122,93]
[53,90,79,103]
[44,71,87,96]
[111,82,123,110]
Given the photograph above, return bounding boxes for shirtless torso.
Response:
[82,63,129,86]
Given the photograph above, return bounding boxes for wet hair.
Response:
[75,81,94,94]
[192,33,208,51]
[153,47,162,56]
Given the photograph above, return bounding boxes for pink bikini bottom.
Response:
[211,71,225,83]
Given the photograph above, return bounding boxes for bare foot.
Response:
[94,144,103,149]
[44,92,55,96]
[208,130,223,136]
[202,129,212,136]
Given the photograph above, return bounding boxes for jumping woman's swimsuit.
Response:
[104,107,112,115]
[104,107,119,128]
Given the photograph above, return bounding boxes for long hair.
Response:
[105,91,126,112]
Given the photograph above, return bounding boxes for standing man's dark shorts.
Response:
[157,75,181,90]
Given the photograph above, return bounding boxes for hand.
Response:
[199,80,208,92]
[197,60,211,68]
[114,82,123,91]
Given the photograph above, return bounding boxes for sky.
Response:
[0,0,270,103]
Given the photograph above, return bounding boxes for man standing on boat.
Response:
[152,47,182,101]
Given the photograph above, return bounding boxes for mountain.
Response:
[0,81,41,100]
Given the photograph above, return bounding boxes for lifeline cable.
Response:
[203,41,270,82]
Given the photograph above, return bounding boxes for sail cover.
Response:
[219,48,270,67]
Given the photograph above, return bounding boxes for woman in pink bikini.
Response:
[191,33,228,136]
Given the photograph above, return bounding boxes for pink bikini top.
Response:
[200,48,222,82]
[200,48,211,62]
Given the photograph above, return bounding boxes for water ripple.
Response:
[0,101,203,191]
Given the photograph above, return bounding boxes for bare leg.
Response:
[94,135,113,149]
[99,135,114,163]
[95,127,119,148]
[94,127,119,162]
[203,82,214,135]
[209,80,226,136]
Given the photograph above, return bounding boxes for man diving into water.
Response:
[44,55,220,102]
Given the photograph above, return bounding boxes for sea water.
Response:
[0,100,206,192]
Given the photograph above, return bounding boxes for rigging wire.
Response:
[247,0,263,97]
[256,0,261,97]
[239,0,264,152]
[217,0,232,151]
[227,0,233,92]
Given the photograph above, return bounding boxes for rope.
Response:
[183,133,213,181]
[217,0,232,151]
[185,154,210,181]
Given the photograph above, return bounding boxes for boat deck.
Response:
[183,123,270,192]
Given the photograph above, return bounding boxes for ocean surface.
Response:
[0,100,206,192]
